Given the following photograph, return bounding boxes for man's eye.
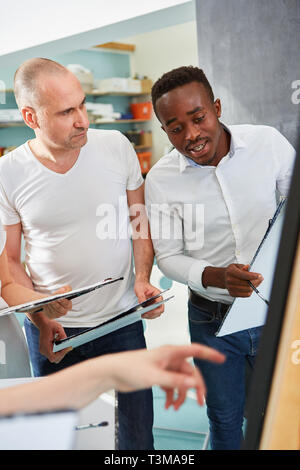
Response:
[195,115,205,123]
[171,127,181,134]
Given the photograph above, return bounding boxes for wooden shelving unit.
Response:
[0,122,24,128]
[0,87,153,174]
[0,119,151,128]
[88,91,148,97]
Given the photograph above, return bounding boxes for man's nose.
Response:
[184,122,200,142]
[74,108,89,128]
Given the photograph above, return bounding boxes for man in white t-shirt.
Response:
[145,66,296,450]
[0,58,163,450]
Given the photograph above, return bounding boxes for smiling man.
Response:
[145,66,296,450]
[0,58,164,450]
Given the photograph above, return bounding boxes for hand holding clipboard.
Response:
[0,277,124,318]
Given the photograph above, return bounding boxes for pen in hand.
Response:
[247,281,269,306]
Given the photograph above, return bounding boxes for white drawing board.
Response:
[217,201,285,337]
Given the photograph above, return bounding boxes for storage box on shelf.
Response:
[125,130,152,176]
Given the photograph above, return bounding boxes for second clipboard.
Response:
[53,292,174,352]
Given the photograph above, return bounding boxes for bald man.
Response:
[0,58,163,450]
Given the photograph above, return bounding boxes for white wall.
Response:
[122,20,198,163]
[0,1,195,69]
[0,0,191,56]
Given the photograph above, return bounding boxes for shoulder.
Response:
[86,128,128,147]
[145,148,180,197]
[0,143,28,174]
[228,123,291,146]
[147,148,179,179]
[85,128,135,161]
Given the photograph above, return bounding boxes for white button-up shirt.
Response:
[145,124,296,304]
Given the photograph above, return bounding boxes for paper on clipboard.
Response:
[216,200,286,337]
[0,277,123,317]
[53,291,174,352]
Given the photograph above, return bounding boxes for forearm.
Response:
[157,253,199,286]
[4,258,49,327]
[132,237,154,282]
[157,253,227,295]
[6,258,34,289]
[1,282,46,307]
[202,266,226,289]
[0,355,114,415]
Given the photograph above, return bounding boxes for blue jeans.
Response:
[188,300,262,450]
[24,317,154,450]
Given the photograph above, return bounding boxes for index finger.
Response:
[232,265,263,281]
[172,343,226,364]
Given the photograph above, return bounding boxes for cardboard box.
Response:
[95,78,128,93]
[140,79,153,94]
[95,78,142,94]
[127,78,141,93]
[140,132,152,147]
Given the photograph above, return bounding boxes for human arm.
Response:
[202,264,263,297]
[2,223,72,363]
[0,343,225,415]
[145,176,262,298]
[127,183,164,319]
[3,223,72,318]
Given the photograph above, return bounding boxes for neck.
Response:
[213,125,231,166]
[28,138,81,174]
[29,138,80,162]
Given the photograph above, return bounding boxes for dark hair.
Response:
[151,66,214,116]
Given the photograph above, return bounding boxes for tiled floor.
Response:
[153,386,210,450]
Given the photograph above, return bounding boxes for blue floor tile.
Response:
[153,386,210,450]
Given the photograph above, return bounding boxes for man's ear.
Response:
[214,98,222,119]
[21,107,39,129]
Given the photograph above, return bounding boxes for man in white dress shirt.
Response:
[145,66,295,450]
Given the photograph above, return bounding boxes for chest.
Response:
[13,159,128,231]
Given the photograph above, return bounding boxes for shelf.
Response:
[2,89,150,97]
[92,119,150,124]
[0,122,24,128]
[134,145,152,150]
[88,91,149,97]
[0,119,150,128]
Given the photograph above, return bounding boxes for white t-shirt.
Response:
[0,129,144,327]
[0,222,6,302]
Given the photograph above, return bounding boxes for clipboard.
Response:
[53,290,174,352]
[0,277,124,318]
[0,409,77,450]
[216,200,286,337]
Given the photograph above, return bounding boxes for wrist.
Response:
[134,275,150,284]
[27,311,50,328]
[95,354,119,391]
[202,266,226,289]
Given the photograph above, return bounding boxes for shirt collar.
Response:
[178,123,246,172]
